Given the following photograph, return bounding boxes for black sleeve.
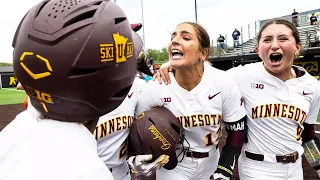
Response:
[215,116,247,178]
[301,122,317,144]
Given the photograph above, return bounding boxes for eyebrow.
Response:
[263,34,289,38]
[171,30,193,37]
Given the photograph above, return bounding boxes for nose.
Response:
[271,39,280,51]
[171,36,180,46]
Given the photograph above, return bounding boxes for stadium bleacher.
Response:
[224,25,320,57]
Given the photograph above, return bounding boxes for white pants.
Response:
[157,148,220,180]
[238,152,303,180]
[110,162,130,180]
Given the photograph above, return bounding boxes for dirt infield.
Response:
[0,104,319,180]
[0,104,25,131]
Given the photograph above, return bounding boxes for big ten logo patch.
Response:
[99,33,134,63]
[251,83,264,89]
[163,97,171,103]
[25,86,53,104]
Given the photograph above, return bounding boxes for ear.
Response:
[296,42,301,52]
[254,45,258,53]
[200,48,209,60]
[255,46,259,53]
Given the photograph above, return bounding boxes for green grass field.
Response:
[0,88,26,105]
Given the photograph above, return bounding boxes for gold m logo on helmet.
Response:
[20,52,53,80]
[99,33,134,63]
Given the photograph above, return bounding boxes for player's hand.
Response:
[128,154,169,177]
[209,173,230,180]
[153,62,173,85]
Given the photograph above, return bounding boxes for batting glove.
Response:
[209,173,230,180]
[128,154,169,177]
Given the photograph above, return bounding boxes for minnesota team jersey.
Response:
[136,63,246,152]
[0,108,113,180]
[227,62,320,156]
[95,77,145,168]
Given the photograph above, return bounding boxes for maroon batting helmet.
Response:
[12,0,143,122]
[129,107,184,170]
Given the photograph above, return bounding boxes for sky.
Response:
[1,0,319,63]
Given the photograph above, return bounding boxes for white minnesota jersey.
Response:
[227,62,320,156]
[0,108,113,180]
[95,77,145,168]
[136,63,246,152]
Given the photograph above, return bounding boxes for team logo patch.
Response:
[99,33,134,63]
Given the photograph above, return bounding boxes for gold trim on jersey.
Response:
[176,114,222,128]
[94,115,134,140]
[251,104,307,125]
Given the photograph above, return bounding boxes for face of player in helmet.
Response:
[257,23,300,75]
[168,23,206,70]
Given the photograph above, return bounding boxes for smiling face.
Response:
[168,23,208,70]
[256,23,300,75]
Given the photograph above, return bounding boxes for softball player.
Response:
[229,19,320,180]
[136,22,247,180]
[155,19,320,180]
[95,77,146,180]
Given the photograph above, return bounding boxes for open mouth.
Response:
[269,53,283,63]
[171,49,184,58]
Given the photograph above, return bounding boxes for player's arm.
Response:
[213,74,247,180]
[135,81,161,116]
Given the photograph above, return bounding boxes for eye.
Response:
[183,37,190,41]
[263,39,271,42]
[279,38,288,42]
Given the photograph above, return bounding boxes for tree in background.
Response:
[0,62,12,66]
[146,47,168,63]
[145,45,226,65]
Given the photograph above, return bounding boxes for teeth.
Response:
[172,49,182,53]
[270,53,282,56]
